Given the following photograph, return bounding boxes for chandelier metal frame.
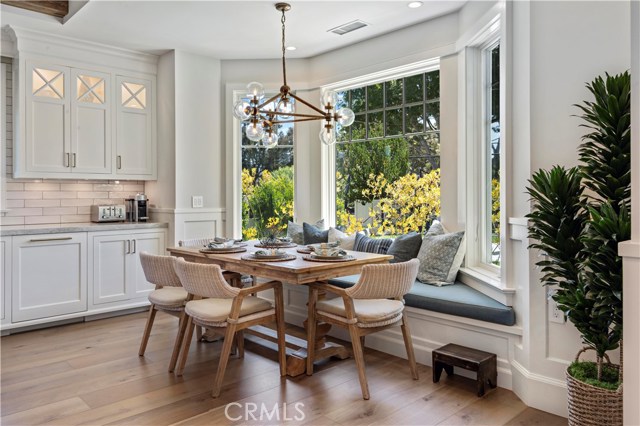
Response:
[233,2,354,147]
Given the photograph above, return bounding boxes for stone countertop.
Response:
[0,222,168,237]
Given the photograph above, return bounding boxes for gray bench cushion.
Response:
[328,275,515,326]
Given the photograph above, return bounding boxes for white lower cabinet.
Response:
[0,227,167,333]
[90,230,165,307]
[11,234,87,322]
[1,237,11,325]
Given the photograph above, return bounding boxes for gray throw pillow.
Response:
[417,220,466,286]
[353,233,394,254]
[426,220,447,236]
[387,232,423,263]
[303,222,329,244]
[288,219,324,245]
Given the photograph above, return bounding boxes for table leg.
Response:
[292,283,349,376]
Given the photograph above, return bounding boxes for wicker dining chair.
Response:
[306,258,420,400]
[171,257,286,398]
[138,252,188,361]
[178,238,244,287]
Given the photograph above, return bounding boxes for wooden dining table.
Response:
[166,241,393,377]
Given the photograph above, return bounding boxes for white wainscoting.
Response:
[271,283,522,390]
[149,207,226,248]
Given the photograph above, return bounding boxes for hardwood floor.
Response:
[1,312,567,425]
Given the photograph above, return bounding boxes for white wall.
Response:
[622,1,640,424]
[509,0,630,416]
[174,51,222,209]
[146,51,176,210]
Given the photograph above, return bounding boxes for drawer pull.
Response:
[72,153,77,168]
[29,237,73,243]
[117,155,122,170]
[64,153,70,167]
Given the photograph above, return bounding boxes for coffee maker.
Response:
[125,194,149,222]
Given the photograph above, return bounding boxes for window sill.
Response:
[458,267,515,306]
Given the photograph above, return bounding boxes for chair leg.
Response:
[236,330,245,358]
[349,324,370,400]
[401,312,419,380]
[196,326,203,342]
[175,316,195,376]
[138,305,157,356]
[169,311,189,372]
[274,284,287,377]
[306,287,318,376]
[212,324,237,398]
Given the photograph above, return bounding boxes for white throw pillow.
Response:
[328,227,357,250]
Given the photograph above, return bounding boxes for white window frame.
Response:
[225,86,297,239]
[320,58,440,227]
[460,13,508,288]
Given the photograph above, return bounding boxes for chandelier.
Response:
[232,2,355,148]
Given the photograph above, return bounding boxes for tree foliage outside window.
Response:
[241,97,294,240]
[335,70,441,235]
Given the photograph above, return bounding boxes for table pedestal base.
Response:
[244,325,350,377]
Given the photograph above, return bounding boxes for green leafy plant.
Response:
[526,72,630,387]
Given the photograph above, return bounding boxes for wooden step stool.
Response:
[432,343,497,396]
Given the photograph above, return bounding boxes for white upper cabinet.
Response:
[25,63,70,173]
[11,28,158,180]
[71,69,112,174]
[116,76,155,177]
[25,62,112,175]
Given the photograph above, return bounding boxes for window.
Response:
[485,43,501,266]
[121,82,146,109]
[331,69,441,235]
[240,96,295,240]
[462,16,505,284]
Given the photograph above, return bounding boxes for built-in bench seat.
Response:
[328,275,516,326]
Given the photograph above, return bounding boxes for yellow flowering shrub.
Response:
[336,210,365,234]
[367,170,441,235]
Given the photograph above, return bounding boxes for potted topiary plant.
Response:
[526,71,630,426]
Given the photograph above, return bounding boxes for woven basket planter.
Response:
[566,349,623,426]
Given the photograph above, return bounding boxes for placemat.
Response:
[241,253,297,262]
[199,247,247,254]
[303,254,355,263]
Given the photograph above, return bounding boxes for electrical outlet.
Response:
[547,288,565,324]
[192,196,203,208]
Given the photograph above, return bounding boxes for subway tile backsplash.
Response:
[1,178,146,225]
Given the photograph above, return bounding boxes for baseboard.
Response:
[511,360,568,418]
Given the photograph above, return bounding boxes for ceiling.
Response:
[1,1,466,59]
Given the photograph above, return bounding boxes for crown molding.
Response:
[7,26,158,74]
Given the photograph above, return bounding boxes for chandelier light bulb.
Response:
[319,127,336,146]
[246,82,265,100]
[246,123,265,142]
[277,99,294,119]
[233,100,251,121]
[337,107,355,126]
[261,132,278,148]
[321,91,339,108]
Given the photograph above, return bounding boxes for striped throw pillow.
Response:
[353,233,393,254]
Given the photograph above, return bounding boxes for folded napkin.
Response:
[308,243,347,257]
[254,250,284,257]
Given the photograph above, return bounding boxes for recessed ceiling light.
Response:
[408,1,423,8]
[286,46,297,51]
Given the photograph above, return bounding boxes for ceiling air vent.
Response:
[328,20,368,36]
